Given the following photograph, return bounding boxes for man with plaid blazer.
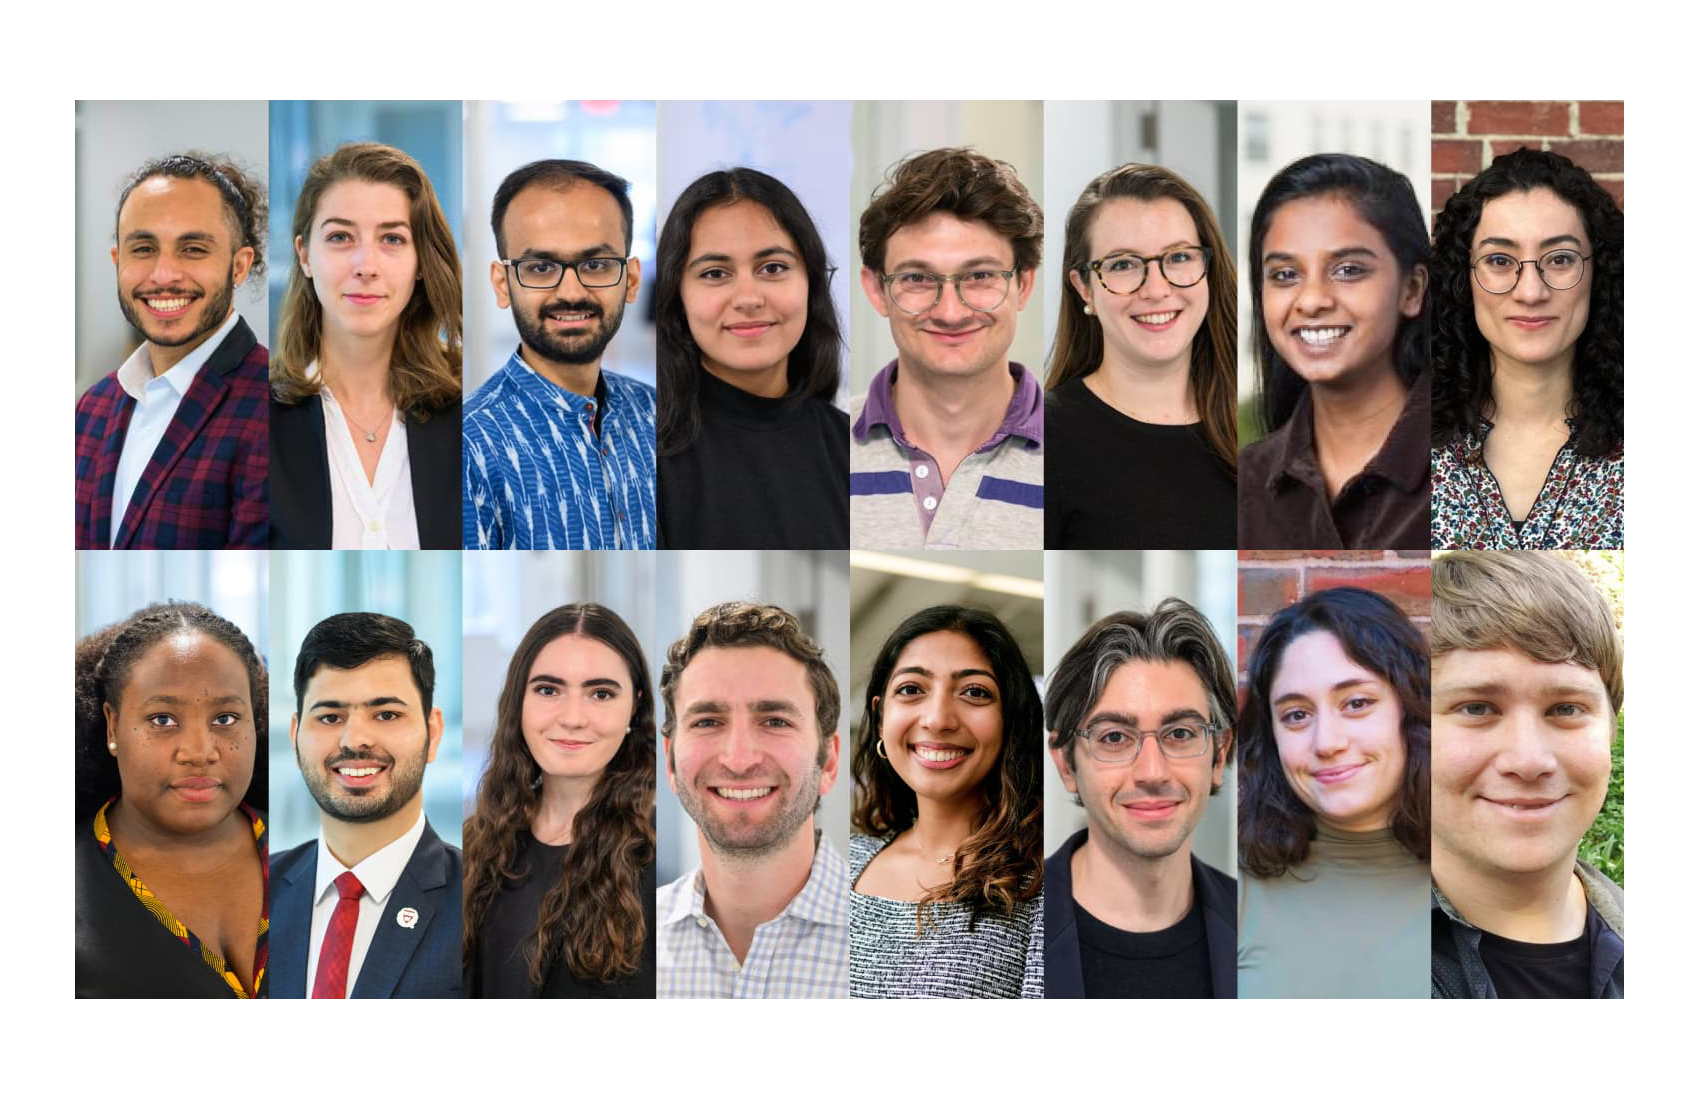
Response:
[74,152,270,549]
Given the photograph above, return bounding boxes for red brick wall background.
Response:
[1236,550,1432,700]
[1431,100,1624,211]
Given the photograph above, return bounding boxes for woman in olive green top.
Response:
[1236,587,1430,997]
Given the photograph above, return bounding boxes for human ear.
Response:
[1013,266,1037,311]
[625,256,642,303]
[490,260,512,310]
[230,245,255,287]
[860,267,891,319]
[1400,263,1429,318]
[426,707,445,763]
[295,235,311,279]
[104,702,120,754]
[818,732,842,795]
[1067,268,1092,307]
[1048,742,1079,795]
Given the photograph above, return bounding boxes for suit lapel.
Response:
[91,391,137,547]
[1194,856,1239,999]
[272,847,318,999]
[351,822,449,999]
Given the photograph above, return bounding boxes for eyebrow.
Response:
[892,665,996,681]
[1086,707,1209,727]
[889,255,1008,272]
[1263,246,1377,265]
[528,674,622,689]
[683,698,804,716]
[123,230,219,245]
[1272,679,1373,707]
[1477,234,1585,251]
[689,244,800,267]
[141,693,247,707]
[320,217,410,231]
[516,244,620,262]
[1103,241,1201,255]
[1438,679,1606,698]
[309,695,411,711]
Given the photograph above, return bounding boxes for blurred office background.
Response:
[76,101,270,396]
[464,101,657,393]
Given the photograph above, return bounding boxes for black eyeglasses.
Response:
[502,255,630,290]
[1472,248,1592,294]
[1083,247,1211,295]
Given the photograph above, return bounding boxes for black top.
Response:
[1477,905,1602,999]
[1075,896,1213,998]
[1043,378,1235,549]
[658,370,849,549]
[466,831,656,999]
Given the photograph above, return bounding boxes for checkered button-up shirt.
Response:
[657,832,848,998]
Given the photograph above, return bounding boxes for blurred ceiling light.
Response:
[850,551,1044,600]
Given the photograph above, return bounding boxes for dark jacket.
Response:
[1431,860,1624,998]
[1043,828,1237,998]
[269,819,463,998]
[269,394,462,549]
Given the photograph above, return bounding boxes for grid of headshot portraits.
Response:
[73,99,1624,1000]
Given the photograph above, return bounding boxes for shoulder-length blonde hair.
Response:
[272,142,461,419]
[1045,163,1238,474]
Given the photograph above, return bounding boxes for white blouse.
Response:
[312,364,421,550]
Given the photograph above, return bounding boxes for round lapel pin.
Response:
[396,906,420,929]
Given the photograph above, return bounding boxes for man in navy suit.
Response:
[1042,600,1238,998]
[271,613,462,998]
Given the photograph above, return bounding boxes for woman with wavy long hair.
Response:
[462,604,656,997]
[1044,163,1237,549]
[1236,587,1430,998]
[270,142,463,549]
[1430,148,1623,549]
[849,605,1043,998]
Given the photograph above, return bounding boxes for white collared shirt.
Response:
[310,362,421,550]
[109,311,240,546]
[303,810,427,997]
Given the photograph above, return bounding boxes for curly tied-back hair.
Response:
[851,606,1043,929]
[858,147,1043,274]
[462,604,656,988]
[116,152,270,283]
[1249,154,1430,435]
[1237,587,1429,879]
[75,601,269,823]
[1430,147,1623,457]
[656,168,844,456]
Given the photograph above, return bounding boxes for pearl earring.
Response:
[1083,304,1094,316]
[108,742,116,752]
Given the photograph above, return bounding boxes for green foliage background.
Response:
[1557,551,1625,887]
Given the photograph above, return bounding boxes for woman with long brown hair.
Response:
[1044,164,1237,549]
[462,604,655,997]
[849,605,1043,998]
[270,142,463,549]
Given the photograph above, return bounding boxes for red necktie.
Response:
[311,871,365,999]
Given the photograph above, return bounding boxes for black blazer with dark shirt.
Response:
[269,394,462,549]
[1043,827,1237,998]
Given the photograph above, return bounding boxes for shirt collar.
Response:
[503,349,609,411]
[313,810,427,907]
[1264,372,1431,493]
[116,310,240,401]
[852,359,1043,449]
[658,830,850,930]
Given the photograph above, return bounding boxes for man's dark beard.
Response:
[117,258,237,351]
[513,295,626,367]
[296,740,430,824]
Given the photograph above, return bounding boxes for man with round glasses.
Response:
[463,159,657,549]
[850,147,1044,549]
[1041,601,1238,997]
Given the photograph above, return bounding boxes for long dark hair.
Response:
[851,606,1042,927]
[1431,147,1623,457]
[462,604,655,987]
[655,168,842,456]
[1046,164,1238,473]
[1249,154,1430,435]
[1237,587,1429,878]
[75,601,269,823]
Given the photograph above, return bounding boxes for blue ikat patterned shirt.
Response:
[462,352,657,549]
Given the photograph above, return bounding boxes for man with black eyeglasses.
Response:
[851,147,1044,549]
[463,159,657,549]
[1041,601,1239,998]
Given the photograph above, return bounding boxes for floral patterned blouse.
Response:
[94,797,269,997]
[1431,420,1623,549]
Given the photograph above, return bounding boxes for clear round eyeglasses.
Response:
[1071,719,1221,765]
[503,255,631,290]
[1471,248,1592,295]
[881,269,1017,314]
[1083,247,1211,296]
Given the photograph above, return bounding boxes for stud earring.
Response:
[108,742,116,752]
[1083,304,1094,316]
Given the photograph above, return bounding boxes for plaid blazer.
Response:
[74,318,269,549]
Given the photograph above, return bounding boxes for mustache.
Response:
[322,748,395,768]
[134,286,203,298]
[540,298,604,318]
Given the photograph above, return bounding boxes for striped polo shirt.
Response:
[462,351,657,549]
[849,360,1044,549]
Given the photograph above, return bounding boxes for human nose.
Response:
[1294,273,1334,315]
[1510,261,1552,304]
[719,717,763,774]
[928,279,975,322]
[918,690,959,735]
[556,693,590,731]
[340,713,377,751]
[177,723,220,765]
[1129,733,1173,782]
[1496,708,1558,781]
[1138,260,1173,299]
[1311,712,1348,758]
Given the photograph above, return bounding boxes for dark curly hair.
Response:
[1237,587,1429,879]
[75,601,269,823]
[851,606,1042,929]
[1430,148,1623,458]
[116,152,270,282]
[462,604,655,988]
[1249,154,1430,435]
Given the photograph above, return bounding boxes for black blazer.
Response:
[269,394,462,549]
[1043,828,1238,998]
[268,819,463,998]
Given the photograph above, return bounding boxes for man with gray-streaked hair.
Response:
[1041,600,1237,998]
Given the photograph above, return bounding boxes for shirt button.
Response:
[695,917,708,929]
[915,464,930,479]
[923,495,937,511]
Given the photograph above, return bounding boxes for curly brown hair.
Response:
[115,152,270,282]
[858,147,1043,274]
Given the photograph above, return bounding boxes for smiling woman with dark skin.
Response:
[75,601,269,998]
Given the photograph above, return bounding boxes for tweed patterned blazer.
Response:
[74,317,269,549]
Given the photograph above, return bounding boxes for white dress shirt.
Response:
[303,810,427,997]
[310,362,421,550]
[109,311,240,546]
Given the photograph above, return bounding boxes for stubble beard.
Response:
[679,762,822,865]
[118,258,237,352]
[298,739,430,824]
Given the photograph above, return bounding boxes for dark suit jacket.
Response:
[269,820,463,998]
[269,394,462,549]
[74,317,269,549]
[1043,828,1237,998]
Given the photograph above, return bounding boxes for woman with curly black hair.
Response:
[1430,148,1623,549]
[849,606,1043,998]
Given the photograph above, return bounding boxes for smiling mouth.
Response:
[139,293,198,318]
[726,321,775,336]
[548,738,594,750]
[332,761,388,788]
[1313,762,1366,784]
[910,743,971,769]
[713,786,775,802]
[344,294,384,306]
[1122,799,1181,819]
[545,308,599,324]
[1132,310,1179,327]
[1294,325,1350,347]
[1506,316,1557,330]
[1483,795,1567,812]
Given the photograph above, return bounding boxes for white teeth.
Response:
[715,787,773,801]
[146,297,191,311]
[337,766,380,777]
[1297,326,1349,346]
[548,311,593,320]
[1133,310,1177,324]
[914,746,967,762]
